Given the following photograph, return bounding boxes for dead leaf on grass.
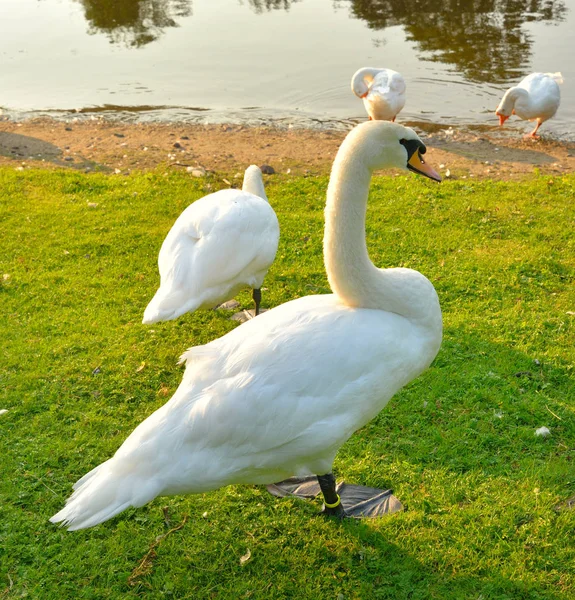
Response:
[128,515,188,587]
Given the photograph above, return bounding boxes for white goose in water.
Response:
[51,121,442,530]
[496,72,563,138]
[351,67,406,122]
[142,165,279,324]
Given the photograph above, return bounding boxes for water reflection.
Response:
[74,0,193,47]
[340,0,568,82]
[244,0,301,12]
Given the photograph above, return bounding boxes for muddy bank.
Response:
[0,118,573,180]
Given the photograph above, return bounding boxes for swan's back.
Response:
[366,69,406,120]
[516,72,562,120]
[143,188,279,323]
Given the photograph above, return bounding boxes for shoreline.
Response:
[0,116,573,180]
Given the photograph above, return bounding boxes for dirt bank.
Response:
[0,118,573,180]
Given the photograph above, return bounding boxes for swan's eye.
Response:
[399,138,426,160]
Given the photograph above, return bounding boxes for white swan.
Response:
[142,165,279,324]
[51,121,442,530]
[495,72,563,138]
[351,67,406,122]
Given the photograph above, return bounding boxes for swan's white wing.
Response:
[387,70,407,96]
[512,72,561,122]
[143,189,279,323]
[127,294,437,488]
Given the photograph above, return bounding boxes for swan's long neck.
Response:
[351,67,379,97]
[242,168,268,202]
[323,132,441,326]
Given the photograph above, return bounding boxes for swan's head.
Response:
[347,121,441,182]
[496,102,511,125]
[242,165,268,202]
[496,88,520,125]
[243,165,263,179]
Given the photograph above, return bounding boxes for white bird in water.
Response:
[143,165,279,324]
[351,67,406,122]
[51,121,442,530]
[495,72,563,138]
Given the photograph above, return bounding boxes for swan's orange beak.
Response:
[497,112,509,126]
[407,151,441,182]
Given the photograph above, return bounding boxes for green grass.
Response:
[1,167,574,599]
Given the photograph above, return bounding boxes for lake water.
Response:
[1,0,574,140]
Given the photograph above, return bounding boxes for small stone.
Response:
[65,127,72,131]
[218,299,240,310]
[260,164,275,175]
[445,169,451,178]
[230,310,253,323]
[181,135,190,140]
[92,366,101,375]
[535,426,551,437]
[173,142,182,149]
[187,167,206,177]
[64,156,74,162]
[113,133,125,138]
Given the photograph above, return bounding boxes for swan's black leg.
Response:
[253,288,262,316]
[317,473,346,518]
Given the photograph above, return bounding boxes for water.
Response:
[1,0,573,139]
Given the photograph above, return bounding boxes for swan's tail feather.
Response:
[549,72,564,84]
[143,289,197,324]
[178,344,218,367]
[50,459,162,531]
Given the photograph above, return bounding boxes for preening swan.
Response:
[351,67,406,122]
[142,165,279,324]
[495,72,563,138]
[51,121,442,530]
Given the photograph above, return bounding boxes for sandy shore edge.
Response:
[1,118,573,180]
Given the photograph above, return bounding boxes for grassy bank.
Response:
[1,168,574,599]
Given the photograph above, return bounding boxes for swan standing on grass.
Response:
[51,121,442,530]
[495,72,563,138]
[351,67,406,122]
[142,165,279,324]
